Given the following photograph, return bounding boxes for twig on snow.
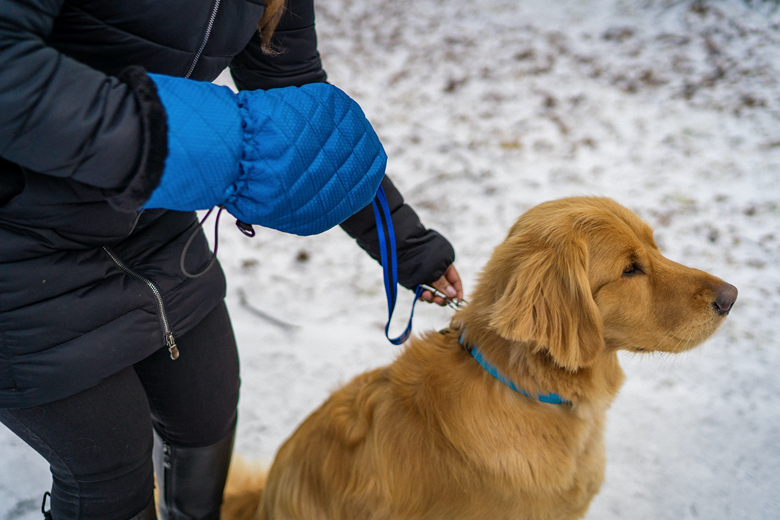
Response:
[237,288,300,331]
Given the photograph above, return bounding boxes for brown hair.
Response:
[258,0,286,54]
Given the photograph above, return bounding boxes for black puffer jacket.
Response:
[0,0,454,409]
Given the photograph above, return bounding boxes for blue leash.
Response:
[372,186,424,345]
[216,186,425,345]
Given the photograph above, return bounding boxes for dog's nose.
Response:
[714,283,738,315]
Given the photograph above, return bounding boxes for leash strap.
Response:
[372,186,424,345]
[180,187,423,344]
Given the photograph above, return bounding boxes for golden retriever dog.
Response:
[222,196,737,520]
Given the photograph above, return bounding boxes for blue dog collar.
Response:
[461,335,569,405]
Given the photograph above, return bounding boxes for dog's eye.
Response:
[623,263,642,276]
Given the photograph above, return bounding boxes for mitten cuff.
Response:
[143,74,243,211]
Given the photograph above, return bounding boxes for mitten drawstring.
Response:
[180,208,255,279]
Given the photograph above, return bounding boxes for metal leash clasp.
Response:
[419,284,467,310]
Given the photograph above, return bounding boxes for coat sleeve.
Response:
[229,0,327,90]
[340,177,456,289]
[0,0,165,209]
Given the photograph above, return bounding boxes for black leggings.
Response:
[0,302,240,520]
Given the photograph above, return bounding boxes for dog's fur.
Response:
[222,197,737,520]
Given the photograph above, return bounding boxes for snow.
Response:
[2,0,780,518]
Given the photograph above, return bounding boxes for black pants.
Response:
[0,302,240,520]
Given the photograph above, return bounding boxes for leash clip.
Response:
[419,284,467,310]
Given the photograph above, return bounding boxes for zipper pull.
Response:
[166,333,179,360]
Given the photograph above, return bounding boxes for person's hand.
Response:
[419,264,463,306]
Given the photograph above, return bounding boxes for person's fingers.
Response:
[441,265,463,300]
[431,266,462,299]
[421,265,464,306]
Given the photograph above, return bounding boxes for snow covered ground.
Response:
[2,0,779,518]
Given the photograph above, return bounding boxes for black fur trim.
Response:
[106,66,168,211]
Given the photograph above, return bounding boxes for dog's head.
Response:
[467,197,736,372]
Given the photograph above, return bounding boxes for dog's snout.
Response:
[714,283,738,315]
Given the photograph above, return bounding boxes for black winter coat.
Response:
[0,0,454,409]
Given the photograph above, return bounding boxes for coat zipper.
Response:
[123,0,222,357]
[102,246,180,360]
[184,0,222,79]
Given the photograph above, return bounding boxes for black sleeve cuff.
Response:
[104,66,168,212]
[341,176,456,289]
[230,31,327,90]
[229,0,327,90]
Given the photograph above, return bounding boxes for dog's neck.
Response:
[458,333,570,404]
[452,313,625,411]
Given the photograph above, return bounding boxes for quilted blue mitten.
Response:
[143,74,386,236]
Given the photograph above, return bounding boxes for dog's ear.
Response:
[488,237,604,371]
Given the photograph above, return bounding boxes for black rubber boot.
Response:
[41,492,157,519]
[153,428,235,520]
[132,497,159,520]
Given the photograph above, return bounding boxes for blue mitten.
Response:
[143,74,387,236]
